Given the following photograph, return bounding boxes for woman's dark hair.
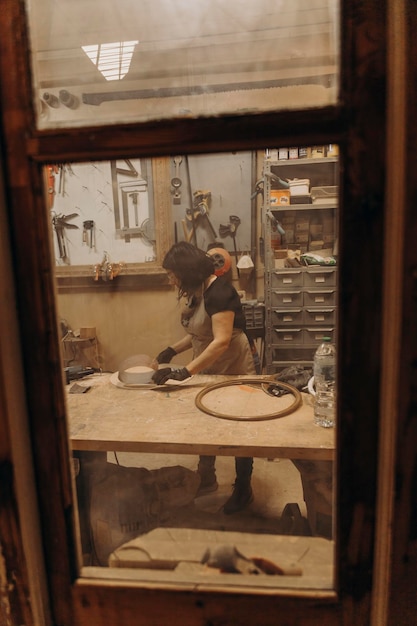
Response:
[163,242,215,297]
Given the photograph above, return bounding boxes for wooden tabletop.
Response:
[104,527,334,591]
[66,374,335,460]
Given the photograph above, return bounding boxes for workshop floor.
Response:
[110,452,306,535]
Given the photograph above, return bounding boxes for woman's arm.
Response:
[185,310,234,375]
[170,335,193,354]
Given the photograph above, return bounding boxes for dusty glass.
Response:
[26,0,340,129]
[55,149,337,591]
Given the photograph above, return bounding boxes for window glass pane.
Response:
[27,0,340,130]
[52,148,337,591]
[48,159,157,273]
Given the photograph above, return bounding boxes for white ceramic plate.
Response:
[109,371,158,389]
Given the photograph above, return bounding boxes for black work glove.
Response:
[152,367,191,385]
[155,346,177,364]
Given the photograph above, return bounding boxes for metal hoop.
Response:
[195,377,302,421]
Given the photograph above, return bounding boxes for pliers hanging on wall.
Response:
[52,212,79,260]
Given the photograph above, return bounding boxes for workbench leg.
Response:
[291,459,334,539]
[73,451,108,564]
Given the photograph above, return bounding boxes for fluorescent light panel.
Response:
[82,41,138,81]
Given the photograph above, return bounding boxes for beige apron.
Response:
[181,293,255,375]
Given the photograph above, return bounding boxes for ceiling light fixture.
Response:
[82,41,138,81]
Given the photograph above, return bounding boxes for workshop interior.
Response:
[51,148,338,586]
[31,0,340,591]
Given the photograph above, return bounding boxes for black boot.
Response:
[196,455,218,496]
[223,457,254,514]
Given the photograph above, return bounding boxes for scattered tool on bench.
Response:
[202,544,263,575]
[201,544,302,576]
[52,212,79,260]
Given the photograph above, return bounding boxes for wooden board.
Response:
[98,527,334,591]
[66,374,335,460]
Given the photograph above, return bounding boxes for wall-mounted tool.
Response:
[181,215,196,243]
[219,215,241,277]
[129,191,140,226]
[82,220,95,248]
[181,190,217,244]
[52,212,79,261]
[138,218,156,246]
[192,190,217,240]
[184,156,198,246]
[118,182,148,243]
[110,159,140,237]
[57,163,74,198]
[46,164,59,208]
[171,156,182,204]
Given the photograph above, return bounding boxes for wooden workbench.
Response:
[68,374,335,561]
[66,374,334,461]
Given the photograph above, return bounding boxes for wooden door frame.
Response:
[2,0,414,624]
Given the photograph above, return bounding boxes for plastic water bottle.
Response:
[313,337,336,428]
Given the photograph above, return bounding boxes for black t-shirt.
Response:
[203,276,246,330]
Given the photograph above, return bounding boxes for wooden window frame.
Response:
[1,0,412,624]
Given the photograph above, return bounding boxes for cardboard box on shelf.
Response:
[273,248,289,269]
[290,195,312,204]
[281,215,296,225]
[270,190,290,205]
[289,178,310,196]
[322,217,334,233]
[295,218,310,232]
[283,228,294,243]
[310,223,323,237]
[311,186,338,204]
[295,233,309,244]
[309,240,325,251]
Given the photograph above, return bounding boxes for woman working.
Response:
[152,241,256,515]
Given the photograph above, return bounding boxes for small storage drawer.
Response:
[304,308,336,325]
[303,268,337,288]
[270,346,315,364]
[242,303,265,329]
[270,269,303,288]
[303,327,336,344]
[272,328,303,345]
[304,289,337,307]
[271,308,303,326]
[270,290,303,308]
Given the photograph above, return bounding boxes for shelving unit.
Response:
[263,155,339,373]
